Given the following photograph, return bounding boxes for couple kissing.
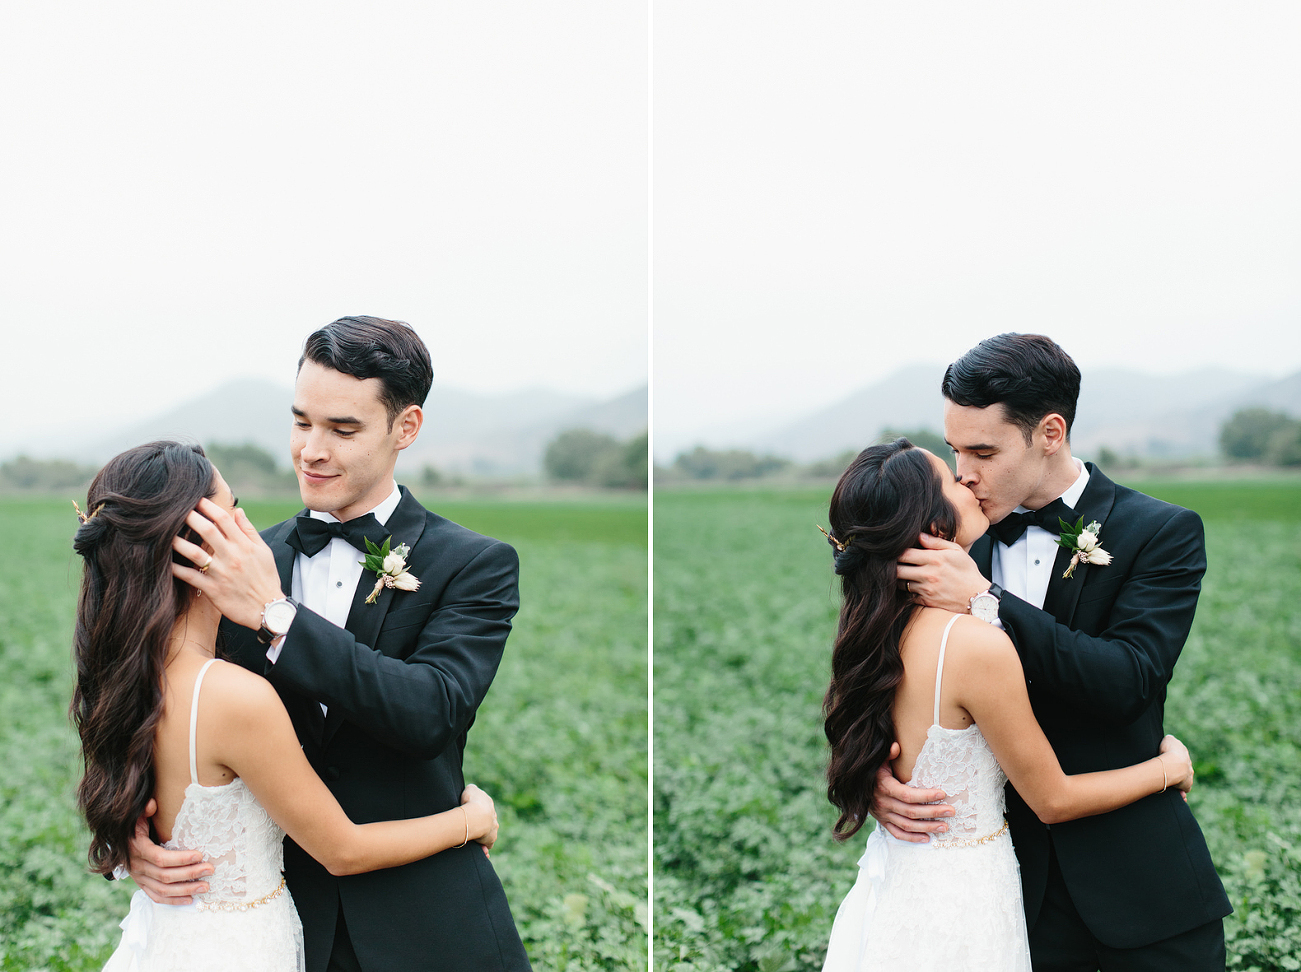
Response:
[819,334,1231,970]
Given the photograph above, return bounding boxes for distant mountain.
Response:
[544,385,648,439]
[752,365,949,463]
[73,379,294,462]
[691,365,1299,463]
[16,378,648,477]
[1071,368,1301,458]
[398,384,648,475]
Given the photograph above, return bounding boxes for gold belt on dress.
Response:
[195,876,287,913]
[929,818,1009,849]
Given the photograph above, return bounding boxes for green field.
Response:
[654,480,1301,971]
[0,493,648,971]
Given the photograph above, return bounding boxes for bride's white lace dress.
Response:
[822,615,1032,972]
[103,659,305,972]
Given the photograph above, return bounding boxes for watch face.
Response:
[264,599,297,634]
[971,594,998,623]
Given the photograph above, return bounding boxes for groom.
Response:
[127,316,532,971]
[885,334,1230,969]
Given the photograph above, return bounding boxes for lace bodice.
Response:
[909,724,1007,843]
[166,778,287,906]
[821,614,1029,971]
[103,658,303,972]
[907,615,1007,844]
[163,659,287,907]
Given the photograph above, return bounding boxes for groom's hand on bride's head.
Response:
[896,535,989,616]
[171,499,285,630]
[871,741,956,843]
[126,798,214,905]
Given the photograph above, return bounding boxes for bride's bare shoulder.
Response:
[943,615,1024,684]
[197,659,284,722]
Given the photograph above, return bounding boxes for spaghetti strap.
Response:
[934,614,962,726]
[189,658,219,785]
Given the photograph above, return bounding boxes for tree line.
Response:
[656,429,954,484]
[658,410,1301,484]
[0,409,1294,493]
[542,429,649,490]
[1219,408,1301,466]
[0,433,651,494]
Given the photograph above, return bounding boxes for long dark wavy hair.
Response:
[70,441,216,873]
[823,438,959,840]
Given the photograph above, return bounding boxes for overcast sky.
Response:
[1,2,647,454]
[655,2,1301,449]
[6,5,1300,461]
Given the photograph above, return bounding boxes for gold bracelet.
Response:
[1158,755,1168,792]
[455,805,469,848]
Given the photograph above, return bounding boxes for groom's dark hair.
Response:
[299,316,434,429]
[941,333,1081,443]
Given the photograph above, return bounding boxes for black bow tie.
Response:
[285,513,390,558]
[990,498,1077,547]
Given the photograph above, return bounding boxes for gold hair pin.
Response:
[73,500,105,525]
[816,524,846,552]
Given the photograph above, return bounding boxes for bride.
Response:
[818,439,1193,971]
[71,441,499,971]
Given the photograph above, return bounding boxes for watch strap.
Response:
[257,598,297,645]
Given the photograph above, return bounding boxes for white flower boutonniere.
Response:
[360,537,421,604]
[1056,517,1112,579]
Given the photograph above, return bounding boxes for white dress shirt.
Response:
[266,481,403,716]
[991,458,1090,611]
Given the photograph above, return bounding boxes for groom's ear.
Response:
[1037,413,1069,456]
[393,404,423,451]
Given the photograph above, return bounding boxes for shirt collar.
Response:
[308,481,402,526]
[1013,457,1089,515]
[1060,457,1090,509]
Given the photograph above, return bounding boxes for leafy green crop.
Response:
[654,482,1301,971]
[0,495,647,971]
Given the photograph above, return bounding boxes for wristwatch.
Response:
[969,584,1004,624]
[257,597,298,645]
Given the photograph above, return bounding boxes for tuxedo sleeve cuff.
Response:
[264,631,288,665]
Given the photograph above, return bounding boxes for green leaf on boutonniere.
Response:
[1055,516,1111,578]
[360,535,393,573]
[359,536,419,604]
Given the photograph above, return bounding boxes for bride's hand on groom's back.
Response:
[1159,734,1195,801]
[871,741,956,842]
[461,784,500,856]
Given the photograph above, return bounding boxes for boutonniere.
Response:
[360,537,421,604]
[1056,518,1112,579]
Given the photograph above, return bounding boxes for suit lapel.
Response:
[320,486,430,750]
[1042,463,1117,624]
[273,523,296,609]
[971,534,993,580]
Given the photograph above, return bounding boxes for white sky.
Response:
[0,2,647,453]
[6,5,1300,459]
[654,2,1301,445]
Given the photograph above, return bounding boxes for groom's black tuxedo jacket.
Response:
[971,464,1231,949]
[220,487,532,972]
